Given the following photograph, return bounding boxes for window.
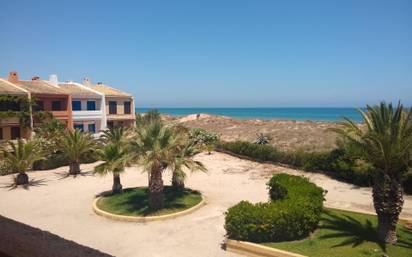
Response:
[0,101,20,111]
[124,101,131,114]
[109,101,117,114]
[35,101,44,111]
[87,101,96,111]
[11,127,20,140]
[51,101,62,111]
[74,124,84,132]
[72,101,81,111]
[0,127,3,140]
[88,123,96,133]
[107,121,114,129]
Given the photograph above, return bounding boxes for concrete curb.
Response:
[92,193,206,222]
[226,239,307,257]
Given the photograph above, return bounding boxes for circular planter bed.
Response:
[93,186,205,222]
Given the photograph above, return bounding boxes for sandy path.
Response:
[0,152,411,257]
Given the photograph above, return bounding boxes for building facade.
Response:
[8,72,73,130]
[0,71,135,139]
[90,81,135,128]
[56,77,107,133]
[0,78,30,140]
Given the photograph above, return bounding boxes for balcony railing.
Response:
[72,110,103,120]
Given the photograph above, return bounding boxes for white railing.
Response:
[72,110,103,120]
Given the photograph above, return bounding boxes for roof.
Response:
[58,83,101,98]
[90,83,132,98]
[14,80,69,95]
[0,78,28,95]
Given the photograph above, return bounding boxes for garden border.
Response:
[226,239,307,257]
[225,207,412,257]
[92,193,206,222]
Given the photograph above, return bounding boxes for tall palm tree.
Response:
[171,140,207,190]
[131,120,180,210]
[58,129,96,175]
[332,102,412,244]
[2,139,44,185]
[94,144,132,194]
[101,127,130,146]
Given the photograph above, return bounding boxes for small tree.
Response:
[2,139,44,185]
[131,120,180,210]
[94,144,132,194]
[332,102,412,244]
[189,128,219,154]
[171,140,207,190]
[58,129,96,175]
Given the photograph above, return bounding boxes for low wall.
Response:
[0,215,113,257]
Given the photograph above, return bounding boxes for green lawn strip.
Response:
[96,186,202,216]
[262,208,412,257]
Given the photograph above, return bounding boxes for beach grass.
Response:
[262,208,412,257]
[96,186,202,216]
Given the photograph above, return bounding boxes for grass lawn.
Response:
[262,208,412,257]
[97,186,202,216]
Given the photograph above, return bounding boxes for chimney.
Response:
[49,74,58,86]
[83,77,91,87]
[32,76,40,81]
[8,71,19,83]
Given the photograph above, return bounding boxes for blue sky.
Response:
[0,0,411,107]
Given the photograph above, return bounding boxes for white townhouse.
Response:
[49,75,107,133]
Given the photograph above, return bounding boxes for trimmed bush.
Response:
[225,174,325,243]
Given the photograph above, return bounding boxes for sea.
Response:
[135,108,363,122]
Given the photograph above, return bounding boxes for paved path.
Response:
[0,152,411,257]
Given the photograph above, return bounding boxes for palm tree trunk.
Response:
[16,172,29,185]
[69,162,81,175]
[112,173,122,194]
[373,174,404,244]
[172,171,185,190]
[148,166,164,210]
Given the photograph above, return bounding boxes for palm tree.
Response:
[332,102,412,244]
[2,139,44,185]
[94,144,132,194]
[131,120,180,210]
[171,140,206,190]
[58,129,96,175]
[101,127,130,146]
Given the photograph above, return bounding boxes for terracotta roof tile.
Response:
[0,78,28,95]
[59,83,100,98]
[15,80,69,95]
[90,84,132,97]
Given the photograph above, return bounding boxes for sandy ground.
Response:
[0,152,411,257]
[165,114,341,151]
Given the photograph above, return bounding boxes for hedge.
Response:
[217,141,412,194]
[225,174,325,242]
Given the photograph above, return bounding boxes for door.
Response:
[88,123,96,133]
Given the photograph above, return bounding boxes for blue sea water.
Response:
[135,108,363,122]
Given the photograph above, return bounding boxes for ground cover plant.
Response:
[96,186,202,216]
[263,208,412,257]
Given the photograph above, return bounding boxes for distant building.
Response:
[0,71,135,140]
[7,71,73,130]
[90,81,135,128]
[57,77,107,133]
[0,78,30,140]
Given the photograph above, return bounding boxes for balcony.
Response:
[72,110,103,120]
[51,111,70,118]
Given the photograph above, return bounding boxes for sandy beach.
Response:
[0,151,411,257]
[166,114,341,151]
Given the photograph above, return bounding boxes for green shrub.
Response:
[33,150,97,170]
[225,174,325,243]
[217,140,377,188]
